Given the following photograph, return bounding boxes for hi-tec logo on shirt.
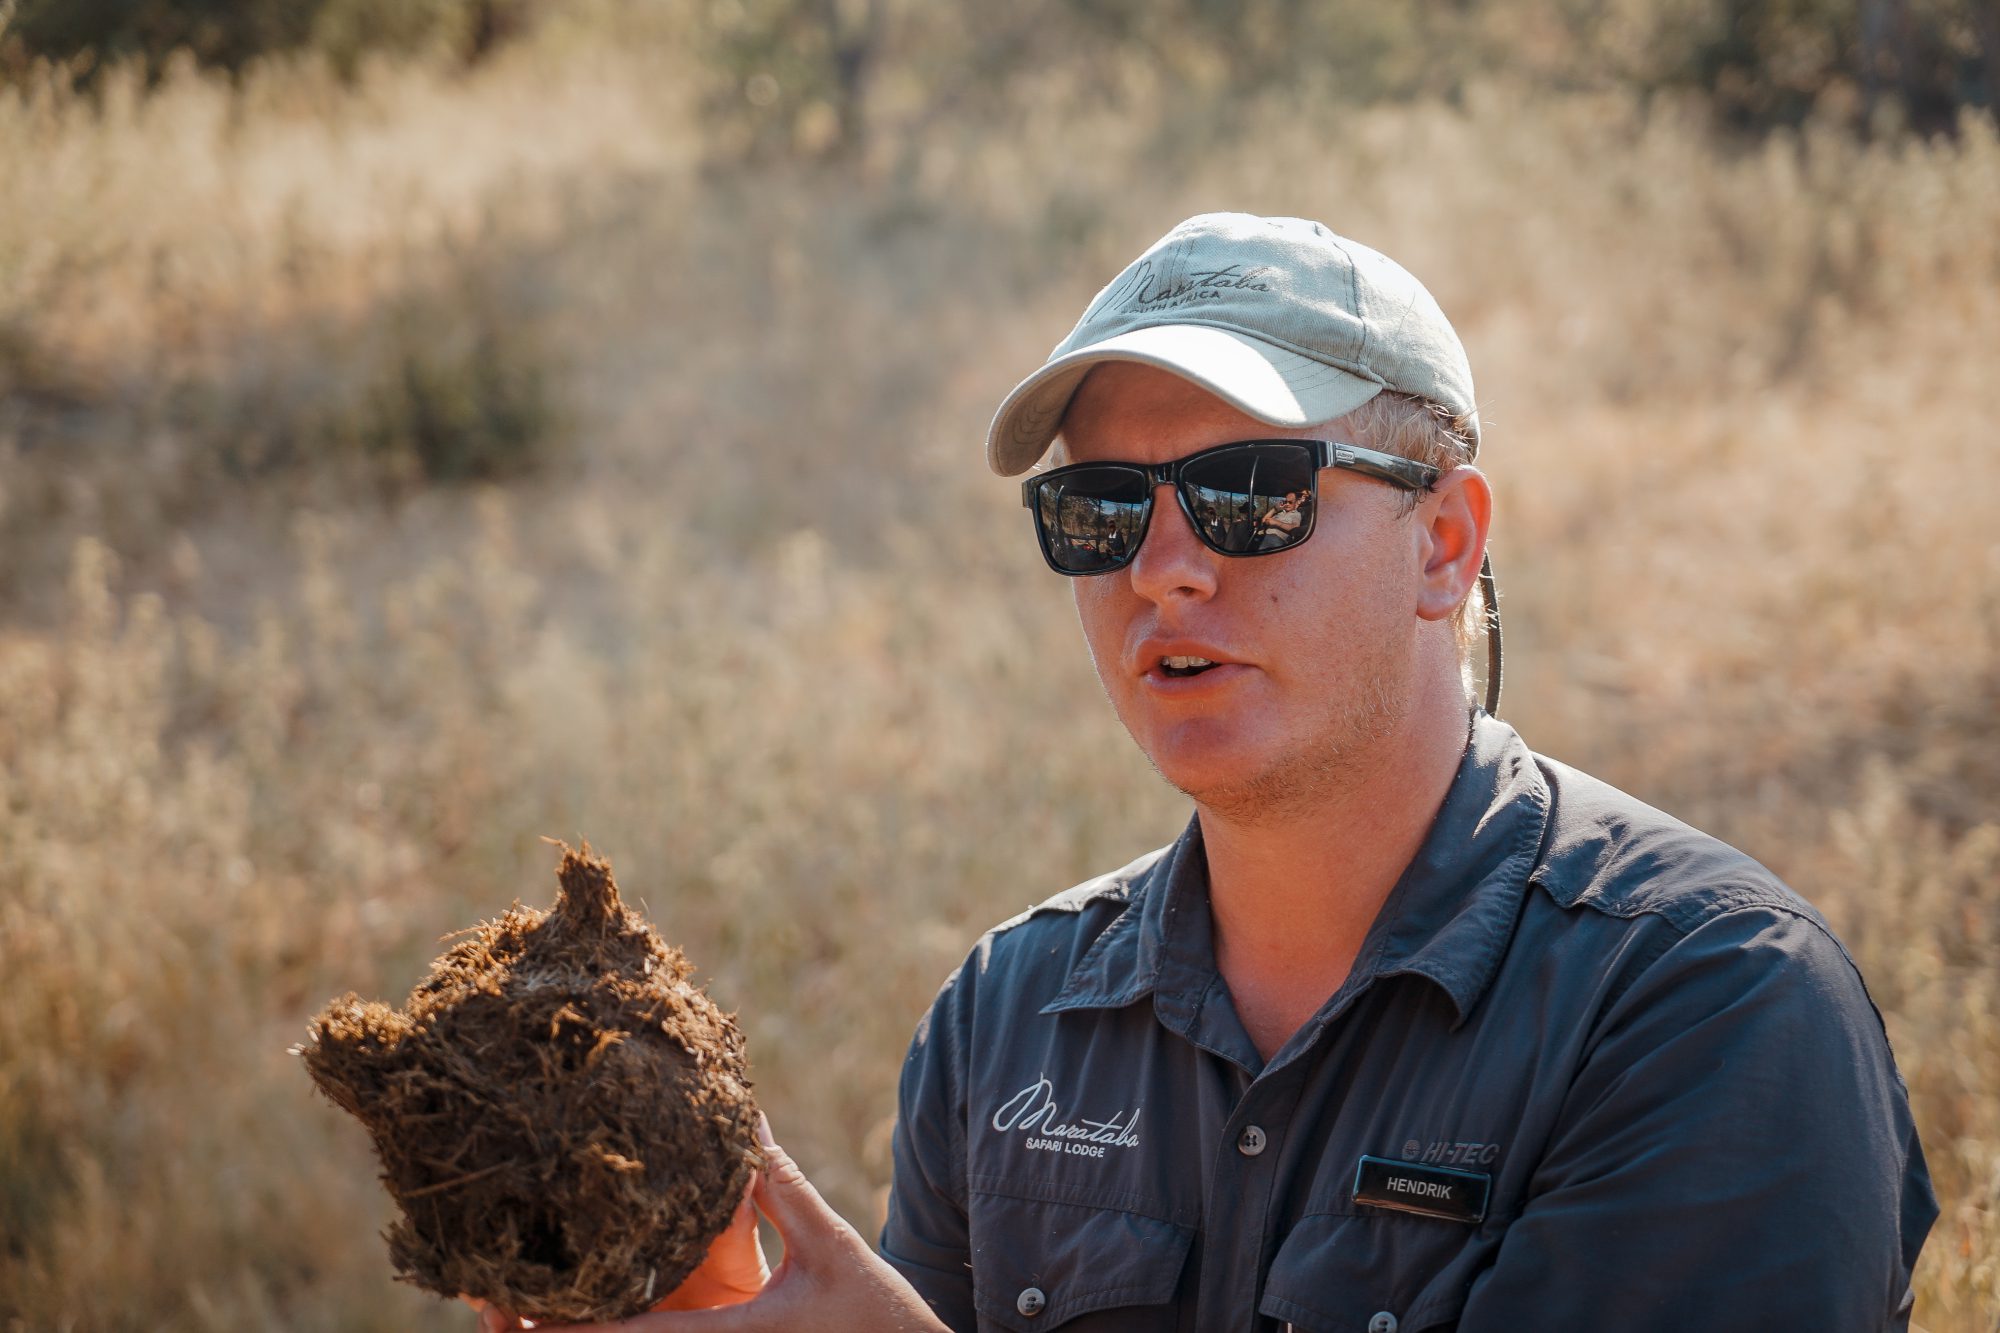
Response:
[1401,1137,1501,1167]
[990,1075,1142,1159]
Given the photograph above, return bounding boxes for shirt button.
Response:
[1368,1312,1399,1333]
[1017,1286,1046,1317]
[1237,1124,1267,1156]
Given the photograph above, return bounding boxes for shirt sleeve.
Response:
[1459,904,1936,1332]
[878,960,977,1331]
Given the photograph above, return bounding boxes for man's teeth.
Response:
[1163,656,1215,670]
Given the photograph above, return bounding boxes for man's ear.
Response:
[1415,466,1492,623]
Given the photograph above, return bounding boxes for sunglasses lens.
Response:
[1034,468,1149,573]
[1181,442,1318,554]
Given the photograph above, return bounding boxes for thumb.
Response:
[749,1114,851,1257]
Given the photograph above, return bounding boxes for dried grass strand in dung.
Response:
[299,839,761,1322]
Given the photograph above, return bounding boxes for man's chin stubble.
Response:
[1149,671,1406,827]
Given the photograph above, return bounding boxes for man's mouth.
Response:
[1159,655,1219,678]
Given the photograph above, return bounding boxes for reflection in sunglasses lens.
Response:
[1183,444,1316,552]
[1038,471,1148,572]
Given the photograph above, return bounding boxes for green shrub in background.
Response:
[1622,0,1998,133]
[0,231,565,618]
[1,0,315,82]
[690,0,1994,156]
[3,0,1990,133]
[200,249,567,493]
[0,0,532,84]
[352,270,562,490]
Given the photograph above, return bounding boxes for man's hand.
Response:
[467,1115,947,1333]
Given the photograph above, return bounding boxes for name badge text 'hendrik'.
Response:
[1352,1154,1490,1224]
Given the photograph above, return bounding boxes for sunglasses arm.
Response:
[1319,441,1441,492]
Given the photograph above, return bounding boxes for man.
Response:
[479,214,1935,1332]
[1253,492,1305,550]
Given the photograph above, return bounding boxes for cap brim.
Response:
[985,324,1388,476]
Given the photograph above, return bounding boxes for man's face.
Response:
[1057,363,1438,818]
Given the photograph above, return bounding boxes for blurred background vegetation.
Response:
[5,0,1998,137]
[1,1,1996,1329]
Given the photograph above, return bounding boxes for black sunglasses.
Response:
[1021,436,1506,717]
[1021,438,1438,577]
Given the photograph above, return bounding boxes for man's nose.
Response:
[1127,483,1219,603]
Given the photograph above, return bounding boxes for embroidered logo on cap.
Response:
[1111,259,1275,312]
[1352,1154,1490,1224]
[1094,235,1277,317]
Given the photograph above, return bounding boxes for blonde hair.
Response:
[1331,391,1487,677]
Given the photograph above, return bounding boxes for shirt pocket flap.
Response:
[969,1190,1194,1331]
[1258,1212,1474,1333]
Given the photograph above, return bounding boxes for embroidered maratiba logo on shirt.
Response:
[989,1075,1142,1159]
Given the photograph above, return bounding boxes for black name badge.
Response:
[1352,1155,1490,1224]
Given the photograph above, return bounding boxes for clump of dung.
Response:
[299,839,760,1322]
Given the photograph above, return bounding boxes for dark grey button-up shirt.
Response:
[880,715,1935,1331]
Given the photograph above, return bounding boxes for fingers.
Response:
[460,1295,525,1333]
[649,1180,769,1311]
[713,1186,772,1287]
[747,1113,850,1253]
[482,1304,527,1333]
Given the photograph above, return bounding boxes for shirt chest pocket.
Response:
[1259,1212,1488,1333]
[967,1187,1195,1332]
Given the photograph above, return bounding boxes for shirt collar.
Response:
[1040,712,1552,1035]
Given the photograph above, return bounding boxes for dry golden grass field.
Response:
[1,17,1997,1331]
